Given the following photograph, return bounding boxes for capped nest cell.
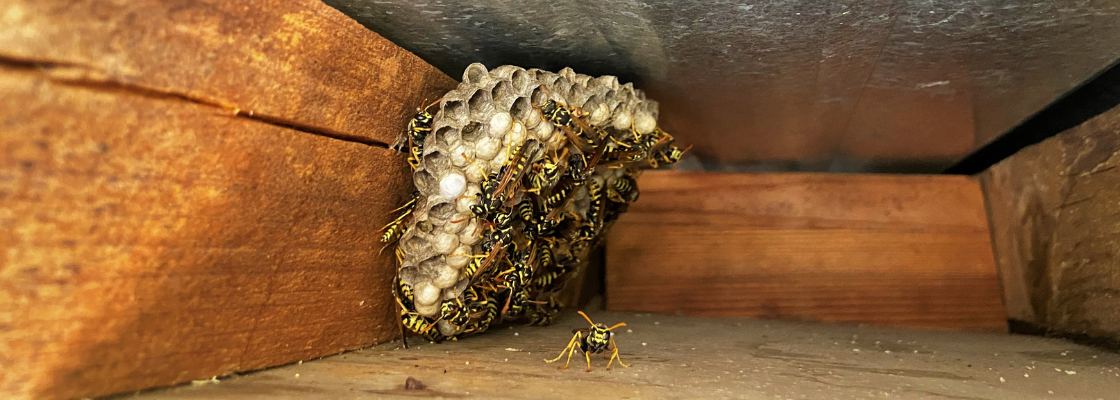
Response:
[385,63,683,342]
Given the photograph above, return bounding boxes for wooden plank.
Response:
[0,0,456,145]
[979,102,1120,344]
[0,66,411,398]
[606,171,1006,331]
[133,310,1120,400]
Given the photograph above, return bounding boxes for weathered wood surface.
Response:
[979,103,1120,344]
[134,310,1120,400]
[0,0,454,146]
[0,1,456,398]
[607,171,1006,331]
[0,67,408,400]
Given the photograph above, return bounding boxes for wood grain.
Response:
[0,0,456,145]
[0,1,456,397]
[0,64,412,399]
[979,102,1120,344]
[125,310,1120,400]
[606,171,1006,331]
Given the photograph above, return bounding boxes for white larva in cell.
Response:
[450,145,472,168]
[439,173,467,200]
[456,189,479,214]
[432,232,459,255]
[490,112,512,138]
[475,136,500,160]
[446,245,472,269]
[489,153,506,173]
[416,301,440,317]
[613,109,633,131]
[464,161,485,183]
[444,213,469,234]
[432,266,460,289]
[509,121,527,144]
[414,282,441,306]
[523,107,542,129]
[532,119,553,141]
[589,102,611,125]
[634,110,657,134]
[458,220,481,246]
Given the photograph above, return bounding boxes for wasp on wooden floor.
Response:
[544,311,630,371]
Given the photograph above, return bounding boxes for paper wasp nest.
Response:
[390,63,681,340]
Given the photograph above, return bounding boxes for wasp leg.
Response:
[606,338,630,370]
[544,332,582,370]
[544,332,579,363]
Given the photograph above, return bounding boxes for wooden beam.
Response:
[606,171,1006,331]
[0,66,408,399]
[0,0,455,145]
[0,0,454,398]
[979,102,1120,344]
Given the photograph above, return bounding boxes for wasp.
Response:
[536,89,602,154]
[396,276,416,310]
[462,291,500,334]
[502,288,531,321]
[544,311,630,371]
[498,246,535,291]
[515,200,536,225]
[490,140,541,207]
[527,296,562,326]
[394,99,440,170]
[439,297,473,327]
[394,283,445,346]
[486,211,514,248]
[607,175,639,203]
[532,251,572,292]
[460,253,491,284]
[527,148,567,194]
[648,143,688,169]
[470,172,504,220]
[379,193,419,254]
[586,179,605,229]
[542,156,592,223]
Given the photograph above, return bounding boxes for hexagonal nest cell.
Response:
[386,63,684,341]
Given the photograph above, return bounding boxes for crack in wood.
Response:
[0,53,390,149]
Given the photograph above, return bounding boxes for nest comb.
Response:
[388,63,683,341]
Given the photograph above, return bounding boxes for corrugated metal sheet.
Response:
[325,0,1120,172]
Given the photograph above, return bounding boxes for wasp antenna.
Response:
[424,97,443,111]
[577,310,596,326]
[607,322,627,331]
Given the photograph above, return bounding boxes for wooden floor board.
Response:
[127,309,1120,400]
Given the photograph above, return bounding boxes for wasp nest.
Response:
[387,63,682,341]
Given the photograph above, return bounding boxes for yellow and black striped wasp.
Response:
[606,175,639,204]
[393,280,445,347]
[527,295,563,326]
[535,87,603,155]
[392,99,440,171]
[379,192,419,254]
[585,178,605,229]
[544,311,630,371]
[541,152,594,224]
[461,290,500,334]
[497,244,536,292]
[527,147,568,195]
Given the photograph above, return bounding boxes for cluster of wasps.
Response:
[384,86,684,346]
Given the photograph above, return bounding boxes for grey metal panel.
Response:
[325,0,1120,172]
